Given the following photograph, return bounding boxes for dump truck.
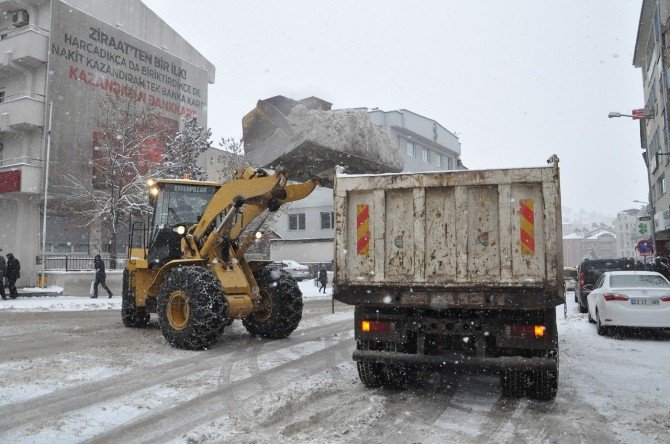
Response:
[333,159,564,399]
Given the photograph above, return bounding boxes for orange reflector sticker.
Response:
[520,199,535,255]
[357,204,370,256]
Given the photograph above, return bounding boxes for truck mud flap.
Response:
[353,350,557,372]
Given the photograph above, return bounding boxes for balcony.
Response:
[0,25,48,70]
[0,92,45,131]
[0,156,43,194]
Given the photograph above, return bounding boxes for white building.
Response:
[0,0,215,285]
[269,108,463,267]
[562,228,617,268]
[613,208,649,260]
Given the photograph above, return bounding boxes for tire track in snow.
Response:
[0,318,352,433]
[84,331,355,443]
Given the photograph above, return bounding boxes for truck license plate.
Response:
[630,298,659,305]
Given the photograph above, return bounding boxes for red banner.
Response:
[0,170,21,193]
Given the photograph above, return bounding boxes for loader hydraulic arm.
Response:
[189,168,319,260]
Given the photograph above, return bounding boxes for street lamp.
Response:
[608,109,654,119]
[609,110,656,257]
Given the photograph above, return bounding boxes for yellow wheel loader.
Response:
[123,167,319,349]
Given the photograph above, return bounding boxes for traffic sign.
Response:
[638,222,650,235]
[636,239,654,256]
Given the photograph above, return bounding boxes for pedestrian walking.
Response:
[0,249,6,300]
[93,255,113,298]
[318,267,328,293]
[6,253,20,299]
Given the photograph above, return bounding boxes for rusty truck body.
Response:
[332,162,564,399]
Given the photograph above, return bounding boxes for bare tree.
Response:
[61,93,171,261]
[161,116,212,180]
[216,137,250,182]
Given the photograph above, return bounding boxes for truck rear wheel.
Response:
[157,266,228,350]
[122,269,150,328]
[501,369,526,398]
[382,342,416,389]
[529,370,558,400]
[243,267,303,339]
[357,342,386,388]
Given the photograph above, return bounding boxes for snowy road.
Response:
[1,294,669,443]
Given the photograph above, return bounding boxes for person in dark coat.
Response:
[5,253,20,299]
[318,267,328,293]
[656,257,670,281]
[0,249,6,300]
[93,255,113,298]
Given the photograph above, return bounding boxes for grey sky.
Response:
[142,0,645,221]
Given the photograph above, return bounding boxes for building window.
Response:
[0,89,5,104]
[320,211,334,229]
[658,175,666,196]
[405,140,415,157]
[288,213,306,230]
[652,184,657,202]
[447,157,454,169]
[654,4,662,42]
[421,148,429,163]
[433,153,442,167]
[650,129,660,171]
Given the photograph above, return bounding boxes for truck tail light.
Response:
[579,272,585,290]
[361,320,392,333]
[507,325,546,338]
[603,293,629,302]
[660,296,670,302]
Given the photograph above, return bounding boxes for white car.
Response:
[586,271,670,335]
[272,260,311,281]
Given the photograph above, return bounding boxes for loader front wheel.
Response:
[121,269,150,328]
[157,266,228,350]
[243,267,303,339]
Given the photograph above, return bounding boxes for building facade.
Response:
[613,208,650,260]
[562,228,617,268]
[634,0,670,256]
[269,108,463,266]
[0,0,215,284]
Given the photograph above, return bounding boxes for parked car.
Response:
[564,267,578,291]
[586,271,670,335]
[271,260,311,281]
[575,258,634,313]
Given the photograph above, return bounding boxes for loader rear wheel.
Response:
[157,266,228,350]
[243,267,302,339]
[121,269,150,328]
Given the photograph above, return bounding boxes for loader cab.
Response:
[145,181,219,266]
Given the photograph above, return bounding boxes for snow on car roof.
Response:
[603,270,662,275]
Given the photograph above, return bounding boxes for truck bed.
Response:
[333,166,564,309]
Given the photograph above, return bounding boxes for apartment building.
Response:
[0,0,215,284]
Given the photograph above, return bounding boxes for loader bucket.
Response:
[242,96,405,183]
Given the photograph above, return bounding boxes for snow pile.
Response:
[244,96,404,183]
[298,280,332,300]
[0,296,121,312]
[19,286,64,294]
